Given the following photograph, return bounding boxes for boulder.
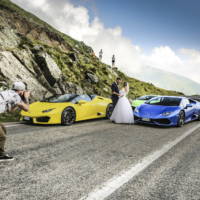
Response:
[34,51,62,92]
[85,72,99,83]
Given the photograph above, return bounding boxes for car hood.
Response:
[21,101,71,115]
[137,104,180,118]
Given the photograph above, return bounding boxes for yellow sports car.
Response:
[21,94,113,125]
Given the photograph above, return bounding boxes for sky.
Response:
[11,0,200,84]
[72,0,200,51]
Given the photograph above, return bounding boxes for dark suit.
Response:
[111,82,119,108]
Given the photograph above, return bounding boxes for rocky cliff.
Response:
[0,0,183,102]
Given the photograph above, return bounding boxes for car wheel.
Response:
[61,107,76,125]
[106,104,113,119]
[177,111,185,127]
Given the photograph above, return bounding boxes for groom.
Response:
[111,77,122,109]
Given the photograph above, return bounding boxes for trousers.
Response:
[0,123,6,155]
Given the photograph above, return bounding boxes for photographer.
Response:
[0,81,30,161]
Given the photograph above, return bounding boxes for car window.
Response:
[138,96,156,100]
[45,94,77,103]
[147,97,181,106]
[146,96,156,100]
[137,96,148,100]
[189,99,196,104]
[180,100,185,108]
[149,99,160,104]
[90,95,97,99]
[181,99,190,108]
[71,95,91,104]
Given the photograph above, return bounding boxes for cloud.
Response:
[141,46,200,83]
[178,48,200,83]
[11,0,200,84]
[31,0,47,7]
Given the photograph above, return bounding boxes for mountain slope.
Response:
[130,66,200,95]
[0,0,183,102]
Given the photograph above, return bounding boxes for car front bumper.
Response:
[21,113,61,124]
[134,113,178,127]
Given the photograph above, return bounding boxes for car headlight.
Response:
[135,107,139,113]
[162,111,173,116]
[42,108,55,113]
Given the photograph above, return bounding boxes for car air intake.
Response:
[36,117,50,123]
[153,118,170,124]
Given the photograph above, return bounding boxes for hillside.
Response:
[130,66,200,95]
[0,0,183,105]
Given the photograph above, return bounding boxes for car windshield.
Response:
[43,94,78,103]
[146,97,181,106]
[138,96,156,100]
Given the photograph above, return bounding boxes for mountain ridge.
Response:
[129,65,200,95]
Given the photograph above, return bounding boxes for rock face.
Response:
[0,51,47,99]
[0,0,183,101]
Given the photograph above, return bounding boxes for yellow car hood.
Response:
[21,101,71,116]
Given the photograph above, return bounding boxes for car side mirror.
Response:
[186,104,193,108]
[78,100,87,105]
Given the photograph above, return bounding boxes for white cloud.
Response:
[29,0,47,7]
[11,0,200,84]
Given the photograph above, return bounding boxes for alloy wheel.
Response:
[61,107,76,125]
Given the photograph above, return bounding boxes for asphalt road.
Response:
[0,119,200,200]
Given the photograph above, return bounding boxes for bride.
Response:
[110,82,134,124]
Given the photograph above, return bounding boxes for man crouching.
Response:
[0,81,30,161]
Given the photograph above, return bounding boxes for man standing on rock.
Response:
[0,81,30,161]
[112,54,115,67]
[99,49,103,61]
[111,77,122,109]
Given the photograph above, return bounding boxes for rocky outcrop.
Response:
[85,72,99,83]
[0,50,49,99]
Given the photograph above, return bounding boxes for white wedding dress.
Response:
[110,90,134,124]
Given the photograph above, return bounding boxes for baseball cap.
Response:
[12,81,26,91]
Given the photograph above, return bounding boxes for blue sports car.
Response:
[134,96,200,127]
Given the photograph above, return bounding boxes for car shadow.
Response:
[20,118,108,127]
[134,122,176,129]
[134,119,199,129]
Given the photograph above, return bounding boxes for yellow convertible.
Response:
[21,94,113,125]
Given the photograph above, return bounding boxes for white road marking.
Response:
[4,124,22,128]
[80,123,200,200]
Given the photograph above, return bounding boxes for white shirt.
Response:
[0,90,22,113]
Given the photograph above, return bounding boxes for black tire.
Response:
[106,104,113,119]
[197,111,200,121]
[61,107,76,125]
[177,111,185,127]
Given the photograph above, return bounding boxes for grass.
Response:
[0,111,20,123]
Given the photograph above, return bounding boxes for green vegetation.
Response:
[0,111,20,123]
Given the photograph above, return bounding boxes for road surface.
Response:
[0,119,200,200]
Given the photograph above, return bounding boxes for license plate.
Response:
[142,118,150,122]
[24,116,31,121]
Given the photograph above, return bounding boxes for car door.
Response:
[89,96,107,118]
[72,95,93,120]
[189,99,198,118]
[183,99,195,121]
